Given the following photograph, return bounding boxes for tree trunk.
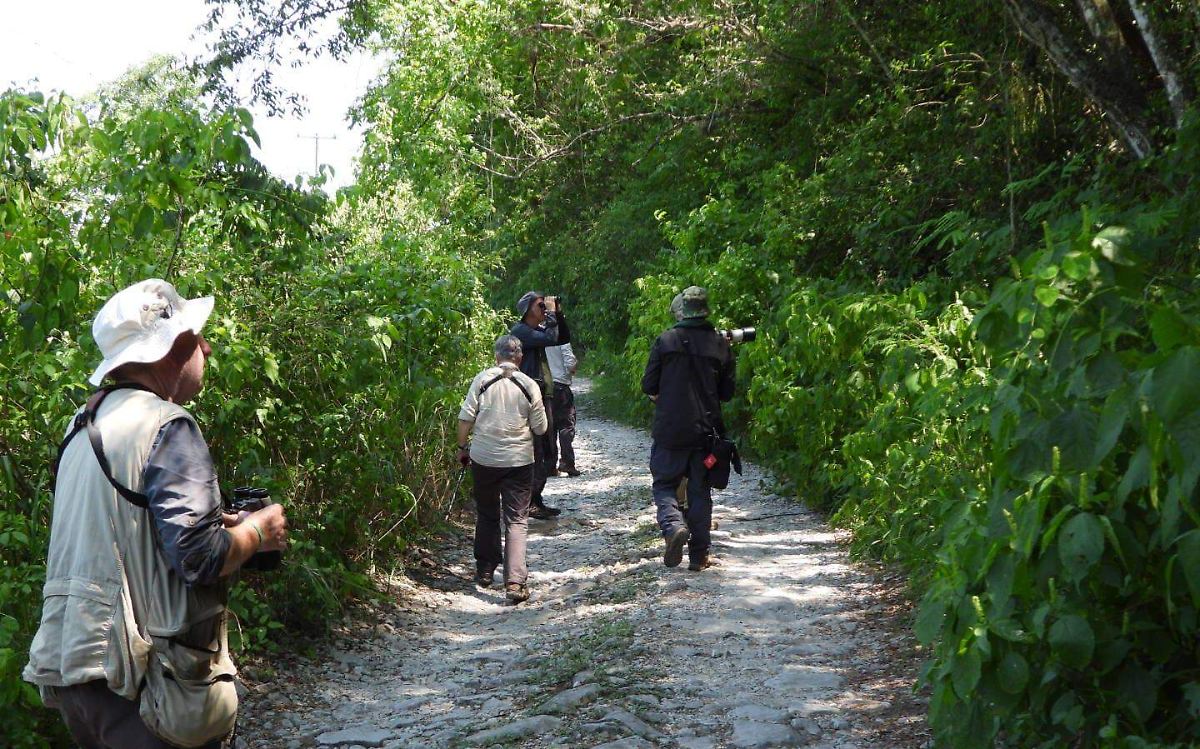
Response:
[1075,0,1138,76]
[1002,0,1155,159]
[1126,0,1193,128]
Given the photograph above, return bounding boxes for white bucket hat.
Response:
[88,279,214,386]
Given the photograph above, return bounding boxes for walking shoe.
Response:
[529,501,562,520]
[558,465,581,477]
[688,555,719,572]
[505,583,530,603]
[475,568,495,588]
[663,527,690,568]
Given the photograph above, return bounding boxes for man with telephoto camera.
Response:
[510,290,572,519]
[642,286,737,571]
[24,279,289,749]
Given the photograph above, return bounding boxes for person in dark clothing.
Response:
[510,291,572,519]
[641,286,735,571]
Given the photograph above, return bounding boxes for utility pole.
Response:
[297,133,338,176]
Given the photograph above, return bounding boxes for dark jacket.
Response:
[641,321,735,449]
[510,312,572,389]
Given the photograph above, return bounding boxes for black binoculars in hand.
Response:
[229,486,283,572]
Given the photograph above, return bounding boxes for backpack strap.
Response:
[52,383,157,509]
[479,373,533,403]
[679,332,727,437]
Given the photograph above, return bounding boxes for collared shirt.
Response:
[458,363,548,467]
[545,343,578,386]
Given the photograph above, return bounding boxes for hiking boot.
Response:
[530,501,561,520]
[505,583,530,603]
[558,465,581,477]
[688,555,719,572]
[663,527,690,568]
[475,568,495,588]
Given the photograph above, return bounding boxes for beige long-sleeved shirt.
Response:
[458,363,548,467]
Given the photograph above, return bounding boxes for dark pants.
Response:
[532,393,554,505]
[472,462,533,584]
[548,383,577,471]
[49,681,226,749]
[649,443,712,564]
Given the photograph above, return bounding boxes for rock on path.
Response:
[234,379,929,748]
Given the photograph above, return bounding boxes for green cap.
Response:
[678,286,710,318]
[669,292,685,321]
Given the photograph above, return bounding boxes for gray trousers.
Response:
[49,680,227,749]
[649,444,712,564]
[472,462,533,584]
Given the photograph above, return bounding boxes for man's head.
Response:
[89,279,214,403]
[494,334,523,365]
[677,286,710,319]
[517,290,546,327]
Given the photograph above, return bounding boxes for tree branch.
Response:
[1126,0,1194,128]
[1002,0,1155,158]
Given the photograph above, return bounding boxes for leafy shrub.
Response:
[1,89,498,747]
[919,216,1200,746]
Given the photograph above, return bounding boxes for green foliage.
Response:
[330,3,1200,741]
[1,82,496,748]
[921,214,1200,747]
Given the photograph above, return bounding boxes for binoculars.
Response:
[229,487,283,572]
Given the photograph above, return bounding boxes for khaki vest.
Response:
[24,389,235,705]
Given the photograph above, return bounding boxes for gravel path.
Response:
[235,379,929,749]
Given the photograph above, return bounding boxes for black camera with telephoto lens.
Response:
[719,327,756,344]
[229,486,282,571]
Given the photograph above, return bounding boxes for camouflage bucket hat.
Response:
[678,286,710,318]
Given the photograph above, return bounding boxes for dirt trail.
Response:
[235,379,929,749]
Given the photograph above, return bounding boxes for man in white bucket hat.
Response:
[24,279,289,748]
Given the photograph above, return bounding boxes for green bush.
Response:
[0,88,498,747]
[919,216,1200,746]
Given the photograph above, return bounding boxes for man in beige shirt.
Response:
[456,335,548,603]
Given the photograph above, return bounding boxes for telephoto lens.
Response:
[720,327,757,344]
[232,486,282,571]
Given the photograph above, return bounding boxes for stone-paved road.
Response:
[234,379,929,749]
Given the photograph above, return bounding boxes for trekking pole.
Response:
[444,467,467,523]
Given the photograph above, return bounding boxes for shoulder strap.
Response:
[52,383,156,509]
[479,373,533,403]
[679,333,726,437]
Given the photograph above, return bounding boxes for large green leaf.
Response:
[1093,388,1129,464]
[1058,512,1104,583]
[1151,347,1200,425]
[1150,305,1195,352]
[997,650,1029,694]
[915,593,947,644]
[1049,407,1098,472]
[1048,615,1094,669]
[1176,530,1200,607]
[951,644,982,699]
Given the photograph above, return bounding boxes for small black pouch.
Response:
[707,433,741,490]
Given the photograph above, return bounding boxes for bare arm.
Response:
[219,503,288,577]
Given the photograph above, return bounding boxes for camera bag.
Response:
[680,335,741,489]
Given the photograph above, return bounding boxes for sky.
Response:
[0,0,380,190]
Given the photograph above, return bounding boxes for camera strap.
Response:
[479,373,533,403]
[52,383,157,509]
